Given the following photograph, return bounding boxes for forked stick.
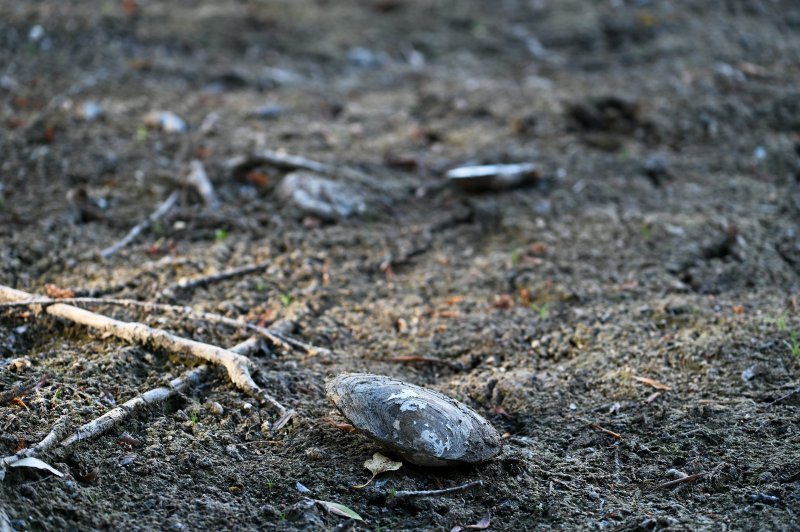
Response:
[0,296,329,356]
[0,285,287,414]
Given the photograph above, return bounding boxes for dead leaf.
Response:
[432,309,462,319]
[518,287,532,305]
[315,500,363,521]
[45,283,74,299]
[732,305,745,314]
[121,0,139,16]
[10,397,28,410]
[353,452,402,488]
[9,457,64,477]
[245,170,270,187]
[633,375,672,391]
[491,294,515,309]
[529,242,547,255]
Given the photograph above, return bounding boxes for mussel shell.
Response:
[446,163,538,193]
[326,373,501,466]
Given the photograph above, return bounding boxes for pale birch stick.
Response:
[0,296,330,356]
[0,338,276,481]
[0,285,286,414]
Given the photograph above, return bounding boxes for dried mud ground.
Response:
[2,0,800,530]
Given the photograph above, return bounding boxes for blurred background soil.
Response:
[1,0,800,529]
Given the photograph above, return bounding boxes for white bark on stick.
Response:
[0,296,330,356]
[58,364,209,448]
[0,338,269,481]
[184,160,218,208]
[0,285,287,414]
[0,415,69,468]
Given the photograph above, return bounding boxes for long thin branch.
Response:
[2,415,70,466]
[0,338,267,480]
[99,190,179,258]
[58,364,209,448]
[155,259,272,300]
[390,480,484,500]
[768,385,800,406]
[0,296,330,356]
[0,285,287,414]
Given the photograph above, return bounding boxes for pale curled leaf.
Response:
[353,452,402,488]
[467,512,491,529]
[314,500,363,521]
[9,457,64,477]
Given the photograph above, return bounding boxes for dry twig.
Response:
[652,472,705,491]
[390,480,484,501]
[184,160,218,208]
[59,364,210,448]
[0,416,69,467]
[590,423,623,440]
[0,376,47,406]
[0,285,288,414]
[767,385,800,406]
[0,296,329,356]
[155,259,272,300]
[99,190,180,258]
[0,338,270,481]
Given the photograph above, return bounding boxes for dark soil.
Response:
[2,0,800,530]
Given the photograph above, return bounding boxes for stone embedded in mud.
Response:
[276,171,367,220]
[325,373,502,466]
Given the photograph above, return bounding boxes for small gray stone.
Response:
[276,171,367,220]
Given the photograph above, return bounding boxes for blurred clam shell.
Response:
[326,373,501,466]
[446,163,538,192]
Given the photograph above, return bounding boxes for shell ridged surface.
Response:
[325,373,502,466]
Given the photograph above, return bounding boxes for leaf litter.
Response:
[353,452,402,489]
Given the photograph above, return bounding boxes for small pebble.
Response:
[741,365,759,382]
[144,111,187,133]
[304,447,324,460]
[77,101,103,121]
[276,171,367,220]
[206,401,224,417]
[118,453,137,467]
